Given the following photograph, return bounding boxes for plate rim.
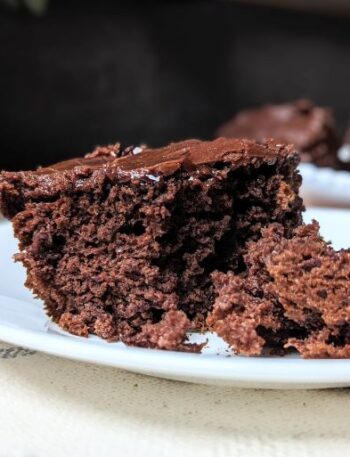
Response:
[2,321,350,387]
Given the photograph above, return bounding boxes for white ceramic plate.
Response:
[1,208,350,389]
[299,163,350,207]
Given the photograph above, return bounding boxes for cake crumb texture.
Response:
[0,138,303,351]
[209,221,350,358]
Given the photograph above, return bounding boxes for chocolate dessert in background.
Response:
[217,100,345,169]
[2,1,350,170]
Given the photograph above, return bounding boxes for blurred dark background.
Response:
[1,0,350,170]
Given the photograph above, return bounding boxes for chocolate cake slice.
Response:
[208,221,350,358]
[217,100,341,169]
[0,138,303,351]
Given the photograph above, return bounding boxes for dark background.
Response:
[1,0,350,170]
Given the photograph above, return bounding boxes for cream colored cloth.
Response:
[1,342,350,457]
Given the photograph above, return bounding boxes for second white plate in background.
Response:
[300,163,350,207]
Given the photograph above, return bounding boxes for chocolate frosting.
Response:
[37,138,294,177]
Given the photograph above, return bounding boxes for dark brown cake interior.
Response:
[0,138,303,350]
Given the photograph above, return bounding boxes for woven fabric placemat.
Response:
[1,341,350,457]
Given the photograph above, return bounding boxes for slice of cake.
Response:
[217,100,342,169]
[0,138,303,351]
[208,221,350,358]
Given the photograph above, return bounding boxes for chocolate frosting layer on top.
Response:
[37,138,295,177]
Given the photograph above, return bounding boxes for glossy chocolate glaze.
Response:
[37,138,295,177]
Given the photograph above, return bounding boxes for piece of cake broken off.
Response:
[0,138,303,351]
[208,221,350,358]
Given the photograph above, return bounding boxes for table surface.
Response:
[1,341,350,457]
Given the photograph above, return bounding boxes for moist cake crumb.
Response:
[208,221,350,358]
[0,138,302,351]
